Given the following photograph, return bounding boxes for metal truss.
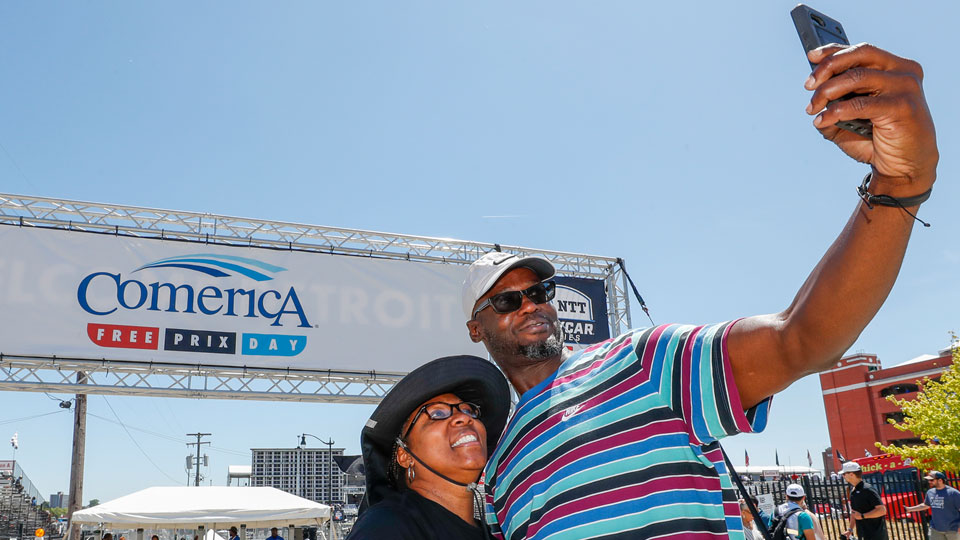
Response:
[0,354,403,403]
[0,193,633,402]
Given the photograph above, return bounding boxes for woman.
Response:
[347,355,510,540]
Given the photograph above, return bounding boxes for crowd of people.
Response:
[101,527,285,540]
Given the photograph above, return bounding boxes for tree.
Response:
[48,507,69,518]
[877,337,960,471]
[87,498,100,507]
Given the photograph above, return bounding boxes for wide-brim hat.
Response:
[360,355,511,508]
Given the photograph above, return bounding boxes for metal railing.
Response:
[747,473,941,539]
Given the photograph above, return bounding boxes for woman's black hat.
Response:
[359,355,510,508]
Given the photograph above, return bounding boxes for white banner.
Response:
[0,227,484,373]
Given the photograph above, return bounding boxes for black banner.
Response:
[553,276,610,346]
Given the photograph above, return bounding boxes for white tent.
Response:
[71,487,331,529]
[733,465,821,476]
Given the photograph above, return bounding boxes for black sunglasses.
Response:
[402,401,481,439]
[472,280,556,319]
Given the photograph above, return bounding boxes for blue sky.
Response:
[1,1,957,503]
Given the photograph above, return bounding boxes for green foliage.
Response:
[88,498,100,507]
[877,337,960,471]
[48,507,69,518]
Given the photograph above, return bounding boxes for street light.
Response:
[299,433,335,504]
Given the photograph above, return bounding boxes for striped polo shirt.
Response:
[484,322,771,539]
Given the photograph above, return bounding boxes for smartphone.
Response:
[790,4,872,138]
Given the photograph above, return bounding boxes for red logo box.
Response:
[87,323,160,350]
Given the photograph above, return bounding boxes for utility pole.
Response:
[67,372,87,540]
[326,438,334,504]
[185,433,211,487]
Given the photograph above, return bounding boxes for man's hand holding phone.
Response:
[804,43,938,198]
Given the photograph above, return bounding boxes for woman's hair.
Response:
[388,440,410,491]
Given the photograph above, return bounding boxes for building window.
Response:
[889,438,924,447]
[879,383,919,397]
[884,412,906,423]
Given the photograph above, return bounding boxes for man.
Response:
[750,494,773,531]
[462,43,937,540]
[266,528,284,540]
[227,527,240,540]
[906,470,960,540]
[840,461,887,540]
[774,484,816,540]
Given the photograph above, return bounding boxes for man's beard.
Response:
[488,323,565,361]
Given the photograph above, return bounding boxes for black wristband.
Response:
[856,172,932,227]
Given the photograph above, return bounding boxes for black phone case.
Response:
[790,4,873,138]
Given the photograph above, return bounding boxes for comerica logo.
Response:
[77,272,312,328]
[134,253,287,282]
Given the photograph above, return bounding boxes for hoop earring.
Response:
[407,463,415,484]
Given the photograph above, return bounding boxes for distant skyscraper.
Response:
[251,447,345,503]
[49,491,68,507]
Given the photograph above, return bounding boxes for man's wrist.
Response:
[867,170,936,200]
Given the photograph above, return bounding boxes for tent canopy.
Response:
[71,487,331,529]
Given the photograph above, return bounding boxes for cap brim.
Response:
[359,355,510,508]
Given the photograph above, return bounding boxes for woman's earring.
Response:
[407,463,415,484]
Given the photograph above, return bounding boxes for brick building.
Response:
[820,343,955,474]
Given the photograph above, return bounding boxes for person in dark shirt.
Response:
[347,355,510,540]
[841,461,888,540]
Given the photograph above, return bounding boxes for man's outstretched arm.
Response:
[728,43,938,409]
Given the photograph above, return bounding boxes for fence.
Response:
[745,470,960,540]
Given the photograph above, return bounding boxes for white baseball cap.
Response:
[461,252,556,320]
[786,484,805,497]
[841,461,862,473]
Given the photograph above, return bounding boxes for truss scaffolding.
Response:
[0,193,633,402]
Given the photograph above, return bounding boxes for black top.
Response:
[346,490,486,540]
[849,480,888,540]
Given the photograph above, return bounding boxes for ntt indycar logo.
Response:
[554,285,596,343]
[78,254,309,357]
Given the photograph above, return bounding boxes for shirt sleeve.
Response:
[484,493,504,540]
[866,485,884,508]
[639,321,772,446]
[798,511,815,532]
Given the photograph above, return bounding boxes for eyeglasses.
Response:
[472,280,556,319]
[402,401,481,439]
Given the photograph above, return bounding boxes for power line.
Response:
[86,413,249,456]
[0,138,34,191]
[101,396,181,484]
[208,445,249,457]
[0,410,68,426]
[87,413,189,444]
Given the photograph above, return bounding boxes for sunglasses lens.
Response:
[488,281,556,313]
[490,291,523,313]
[525,283,548,303]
